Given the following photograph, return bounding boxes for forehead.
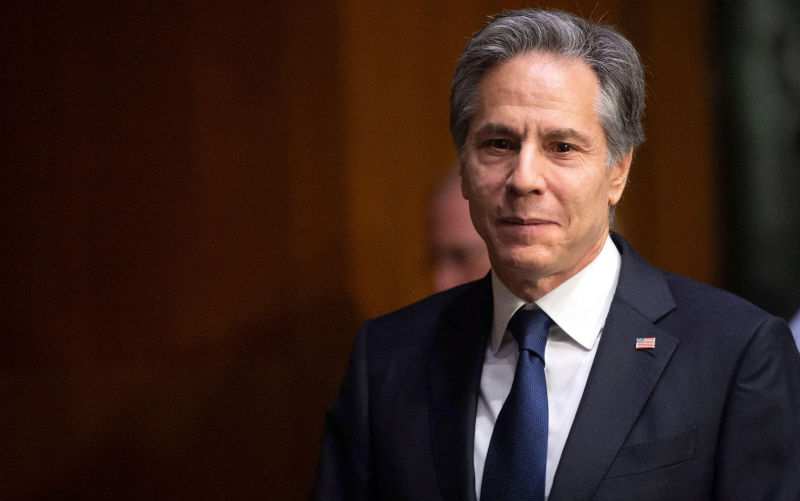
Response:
[474,51,600,125]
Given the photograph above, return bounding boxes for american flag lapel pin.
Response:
[636,337,656,350]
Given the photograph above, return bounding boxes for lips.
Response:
[499,216,557,226]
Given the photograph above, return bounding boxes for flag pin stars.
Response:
[636,337,656,349]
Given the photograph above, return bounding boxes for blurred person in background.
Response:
[429,166,491,292]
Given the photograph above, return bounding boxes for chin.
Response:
[493,245,556,275]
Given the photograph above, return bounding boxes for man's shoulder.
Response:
[351,277,490,370]
[614,233,780,337]
[368,277,488,334]
[661,270,777,331]
[625,251,783,351]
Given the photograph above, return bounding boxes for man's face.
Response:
[460,51,630,294]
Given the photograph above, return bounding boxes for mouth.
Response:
[499,216,557,226]
[495,216,559,241]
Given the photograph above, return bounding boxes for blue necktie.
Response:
[481,308,552,501]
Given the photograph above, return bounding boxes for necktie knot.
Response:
[507,308,552,360]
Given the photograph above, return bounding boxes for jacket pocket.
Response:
[605,426,697,479]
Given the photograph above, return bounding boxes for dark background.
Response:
[2,1,797,499]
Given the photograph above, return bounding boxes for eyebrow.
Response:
[472,122,518,138]
[472,123,592,145]
[543,128,592,145]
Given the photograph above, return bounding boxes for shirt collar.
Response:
[490,235,621,354]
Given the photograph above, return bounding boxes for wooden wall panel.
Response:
[3,2,355,499]
[616,1,716,284]
[342,2,488,318]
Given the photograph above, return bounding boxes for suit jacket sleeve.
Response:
[311,321,373,501]
[714,316,800,499]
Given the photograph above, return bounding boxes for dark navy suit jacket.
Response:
[312,234,800,500]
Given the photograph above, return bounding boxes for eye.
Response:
[485,139,513,150]
[553,142,573,153]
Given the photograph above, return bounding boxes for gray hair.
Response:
[450,9,645,166]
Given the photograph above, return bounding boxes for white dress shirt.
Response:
[474,235,621,500]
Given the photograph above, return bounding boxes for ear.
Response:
[608,148,633,206]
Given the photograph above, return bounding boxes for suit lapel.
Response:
[428,276,493,501]
[550,235,679,500]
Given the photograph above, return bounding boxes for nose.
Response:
[506,145,546,195]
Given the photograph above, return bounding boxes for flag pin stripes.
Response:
[636,337,656,349]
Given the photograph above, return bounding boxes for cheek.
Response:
[467,204,490,242]
[463,174,494,205]
[554,174,609,219]
[467,196,490,227]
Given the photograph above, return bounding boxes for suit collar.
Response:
[609,232,676,322]
[428,275,492,501]
[550,233,679,500]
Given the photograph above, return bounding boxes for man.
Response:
[429,166,491,292]
[313,9,800,500]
